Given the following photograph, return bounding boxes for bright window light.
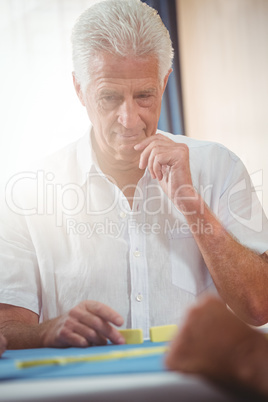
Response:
[0,0,102,185]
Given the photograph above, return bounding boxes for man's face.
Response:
[74,53,170,164]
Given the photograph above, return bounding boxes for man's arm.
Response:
[135,135,268,325]
[0,301,125,349]
[165,296,268,398]
[184,200,268,325]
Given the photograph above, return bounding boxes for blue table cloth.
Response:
[0,341,167,382]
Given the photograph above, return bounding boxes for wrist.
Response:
[39,320,54,348]
[173,186,201,215]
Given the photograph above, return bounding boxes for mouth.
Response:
[117,132,140,137]
[115,129,146,140]
[119,136,139,143]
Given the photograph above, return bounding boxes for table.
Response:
[0,341,249,401]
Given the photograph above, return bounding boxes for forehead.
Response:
[88,53,160,88]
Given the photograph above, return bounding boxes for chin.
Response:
[116,146,139,162]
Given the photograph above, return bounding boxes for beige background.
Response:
[177,0,268,216]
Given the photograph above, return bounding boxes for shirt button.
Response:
[136,294,143,302]
[119,211,126,219]
[133,250,141,258]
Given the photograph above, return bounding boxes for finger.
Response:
[161,165,171,182]
[138,140,159,171]
[72,317,121,346]
[78,311,125,345]
[55,326,90,348]
[134,132,165,152]
[71,322,108,346]
[138,137,176,172]
[150,149,176,182]
[70,302,125,344]
[53,315,108,348]
[153,153,172,182]
[85,301,124,327]
[146,147,158,179]
[134,134,158,152]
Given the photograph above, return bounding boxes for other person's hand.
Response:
[0,333,6,356]
[165,296,268,397]
[41,300,125,348]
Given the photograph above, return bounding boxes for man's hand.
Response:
[41,300,125,348]
[0,333,6,356]
[165,296,268,397]
[134,134,195,209]
[0,301,125,349]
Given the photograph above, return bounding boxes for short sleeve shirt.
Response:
[0,128,267,338]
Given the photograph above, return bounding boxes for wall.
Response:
[176,0,268,216]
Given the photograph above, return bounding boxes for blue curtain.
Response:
[142,0,184,135]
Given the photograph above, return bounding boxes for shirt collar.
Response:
[76,124,153,186]
[76,124,99,186]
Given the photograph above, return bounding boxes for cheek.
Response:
[91,111,116,136]
[85,104,103,128]
[146,108,160,126]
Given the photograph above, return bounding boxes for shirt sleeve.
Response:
[0,189,41,315]
[218,155,268,254]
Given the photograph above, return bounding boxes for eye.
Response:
[103,95,117,102]
[136,94,154,107]
[99,94,121,110]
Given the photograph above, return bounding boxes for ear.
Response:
[72,72,85,106]
[162,68,172,94]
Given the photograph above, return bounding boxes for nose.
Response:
[117,99,141,129]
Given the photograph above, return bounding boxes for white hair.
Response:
[71,0,174,92]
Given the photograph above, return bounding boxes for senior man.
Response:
[0,0,268,349]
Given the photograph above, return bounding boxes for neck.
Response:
[92,136,145,208]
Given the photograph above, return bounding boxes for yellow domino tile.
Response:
[16,345,167,369]
[119,329,143,344]
[150,325,178,343]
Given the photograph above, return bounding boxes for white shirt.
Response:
[0,128,267,338]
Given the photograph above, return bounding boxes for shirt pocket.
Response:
[167,228,213,295]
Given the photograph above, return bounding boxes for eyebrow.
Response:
[136,88,157,95]
[99,89,120,96]
[98,87,157,97]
